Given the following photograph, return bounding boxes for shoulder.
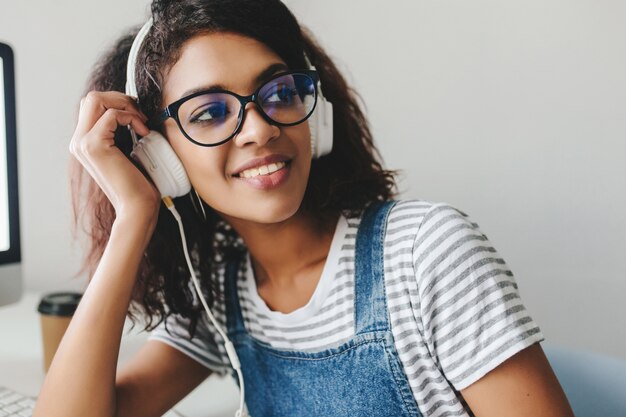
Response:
[382,199,472,242]
[381,199,493,288]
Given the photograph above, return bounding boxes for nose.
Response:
[232,102,280,148]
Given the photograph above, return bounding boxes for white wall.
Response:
[0,0,153,293]
[1,0,624,358]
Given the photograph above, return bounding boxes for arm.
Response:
[115,340,212,417]
[34,215,212,417]
[33,214,156,417]
[33,91,205,417]
[461,343,574,417]
[409,203,569,415]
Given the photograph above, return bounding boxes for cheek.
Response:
[294,121,312,157]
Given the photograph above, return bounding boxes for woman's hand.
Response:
[70,91,161,222]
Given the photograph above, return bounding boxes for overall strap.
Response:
[354,200,397,334]
[224,256,246,334]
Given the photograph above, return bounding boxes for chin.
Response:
[250,198,303,224]
[217,194,304,226]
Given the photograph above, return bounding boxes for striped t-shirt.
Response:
[150,200,545,416]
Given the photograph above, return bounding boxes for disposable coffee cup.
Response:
[37,292,82,372]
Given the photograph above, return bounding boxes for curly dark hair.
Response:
[70,0,398,338]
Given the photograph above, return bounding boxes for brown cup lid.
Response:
[37,292,83,316]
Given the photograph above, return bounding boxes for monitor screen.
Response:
[0,41,22,307]
[0,57,9,252]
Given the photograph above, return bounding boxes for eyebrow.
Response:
[178,62,289,99]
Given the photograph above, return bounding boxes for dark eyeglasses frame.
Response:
[156,69,320,147]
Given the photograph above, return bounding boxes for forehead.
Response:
[161,32,286,105]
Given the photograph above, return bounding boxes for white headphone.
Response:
[125,16,334,417]
[125,18,190,199]
[126,17,333,200]
[304,57,334,160]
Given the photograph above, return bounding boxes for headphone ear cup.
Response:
[131,131,191,198]
[309,97,334,159]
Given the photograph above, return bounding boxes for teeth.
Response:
[239,161,286,178]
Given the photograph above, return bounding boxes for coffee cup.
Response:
[37,292,82,372]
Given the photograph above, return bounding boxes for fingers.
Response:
[75,90,149,138]
[71,108,149,158]
[71,90,150,159]
[93,108,150,138]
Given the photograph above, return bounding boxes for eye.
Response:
[262,84,298,105]
[189,101,231,124]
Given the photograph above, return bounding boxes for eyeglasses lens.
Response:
[257,73,316,124]
[177,73,316,145]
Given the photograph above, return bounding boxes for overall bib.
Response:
[224,201,423,417]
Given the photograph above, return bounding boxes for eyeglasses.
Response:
[157,70,319,147]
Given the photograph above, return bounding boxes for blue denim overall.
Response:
[224,201,423,417]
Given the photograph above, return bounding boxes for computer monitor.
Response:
[0,41,22,307]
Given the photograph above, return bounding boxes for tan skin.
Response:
[32,32,574,417]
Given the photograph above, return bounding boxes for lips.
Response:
[231,154,291,177]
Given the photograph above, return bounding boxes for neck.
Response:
[221,209,338,289]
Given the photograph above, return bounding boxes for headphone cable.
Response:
[163,197,248,417]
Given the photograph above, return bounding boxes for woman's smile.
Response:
[231,154,292,190]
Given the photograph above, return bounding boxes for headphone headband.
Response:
[126,18,154,98]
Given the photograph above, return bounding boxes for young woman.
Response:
[34,0,574,416]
